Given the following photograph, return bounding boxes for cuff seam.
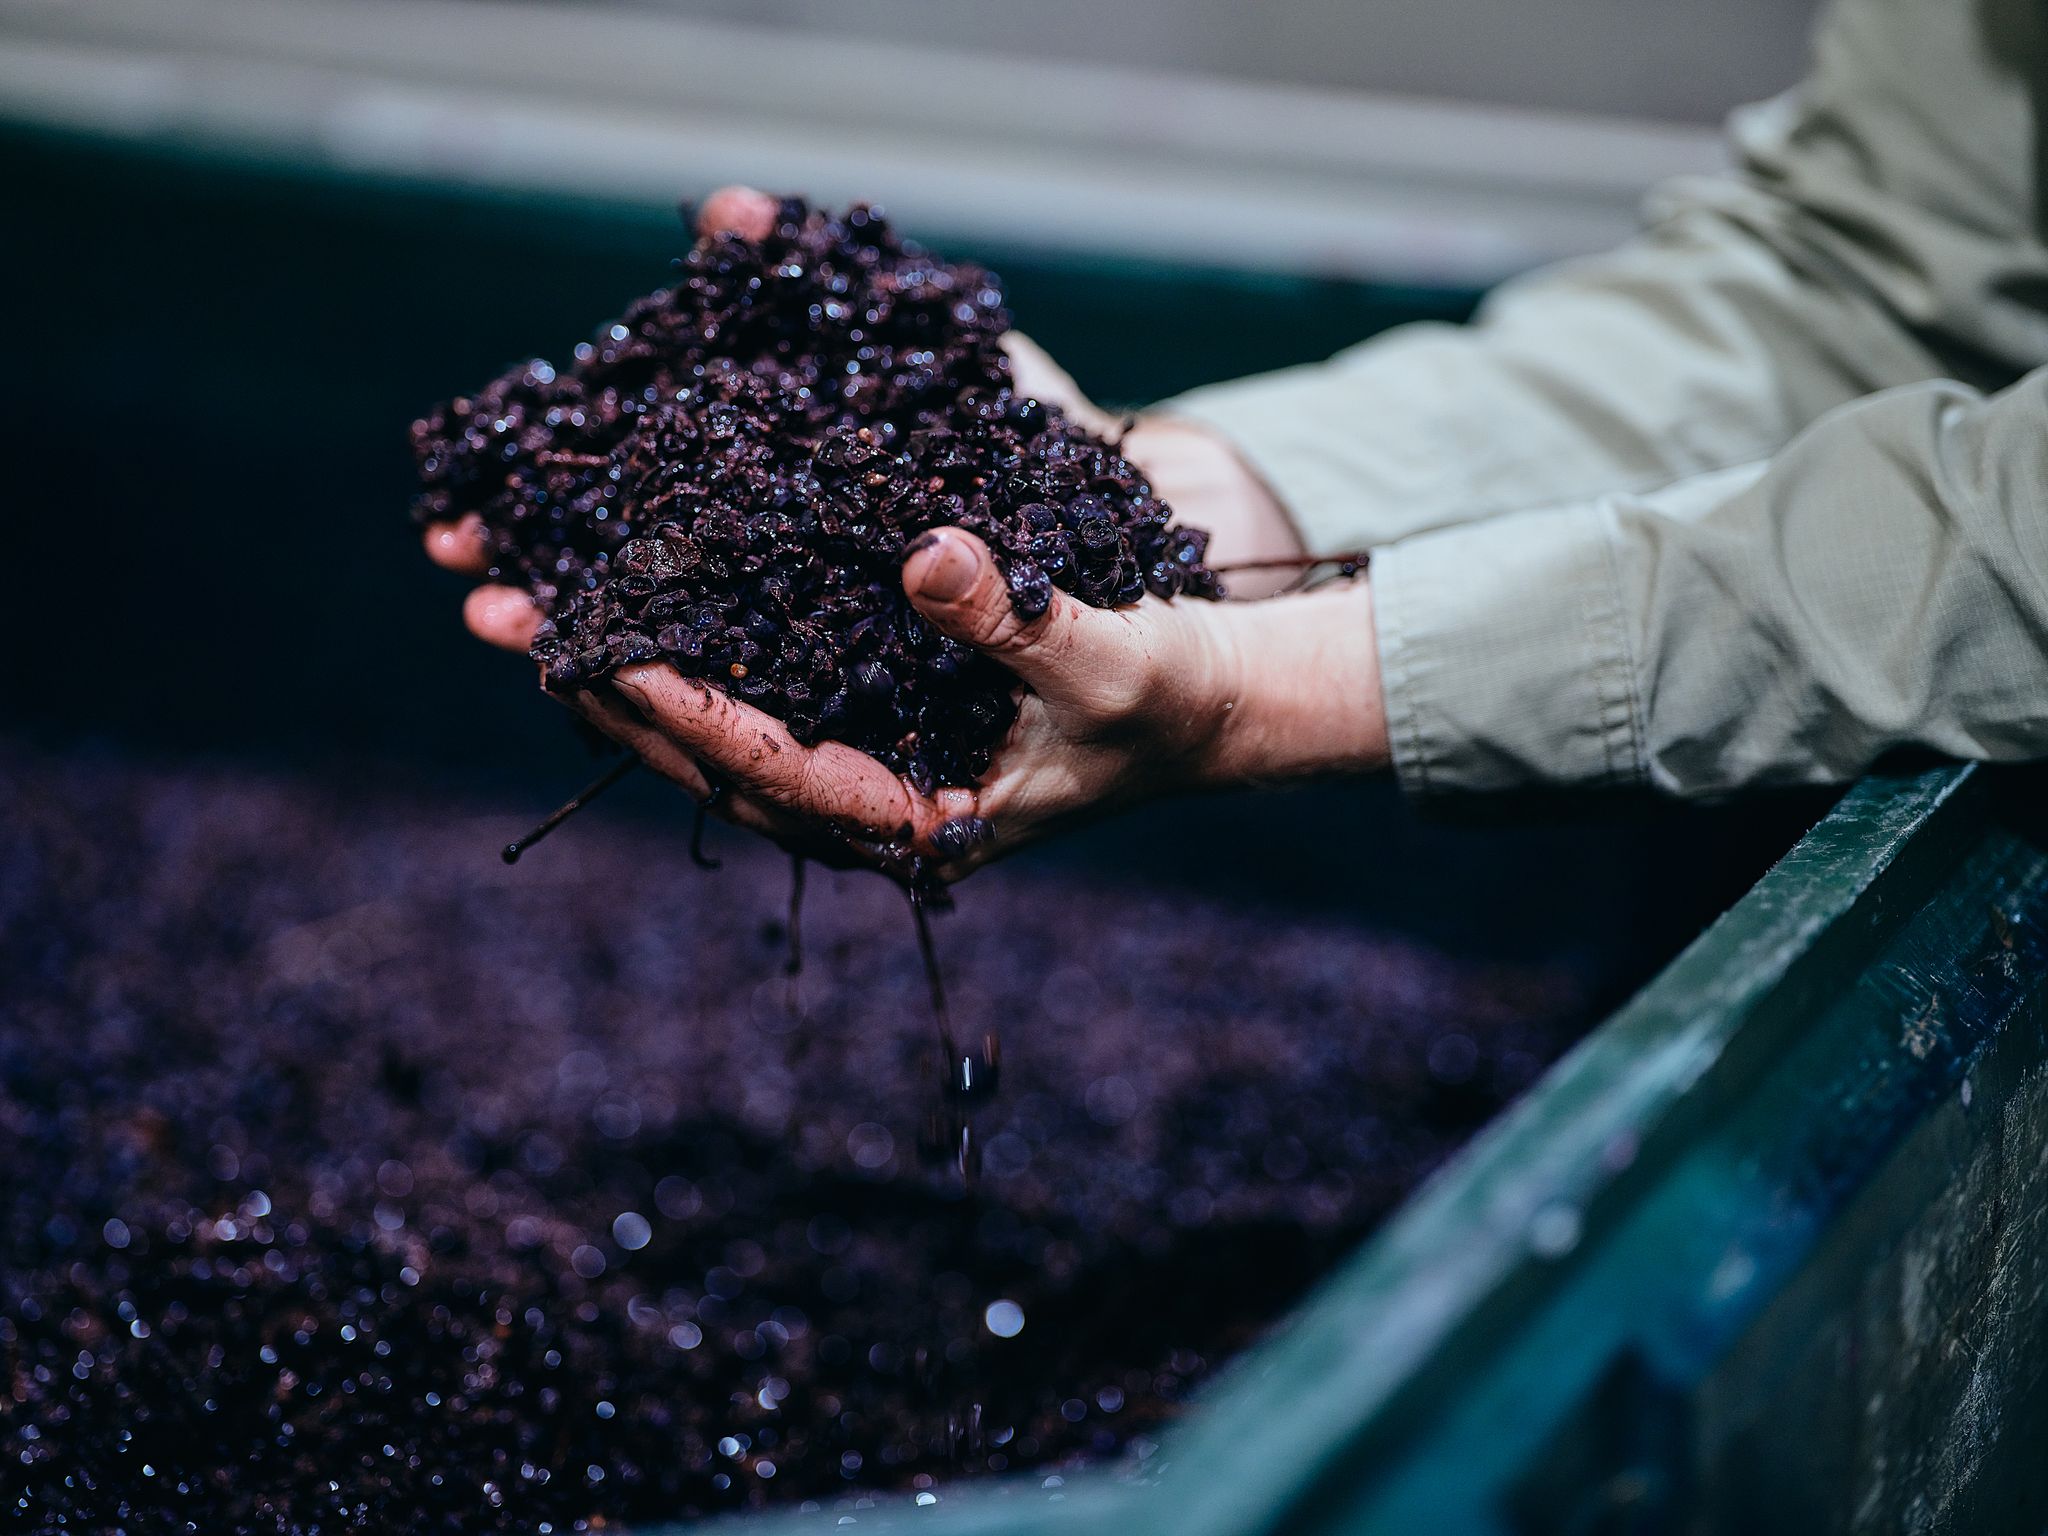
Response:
[1374,537,1429,794]
[1587,507,1649,785]
[1371,501,1648,797]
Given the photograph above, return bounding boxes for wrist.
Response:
[1201,579,1391,786]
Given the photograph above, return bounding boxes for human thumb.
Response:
[902,528,1090,690]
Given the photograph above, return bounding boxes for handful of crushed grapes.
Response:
[411,198,1224,792]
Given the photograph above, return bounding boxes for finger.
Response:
[696,186,778,242]
[423,513,492,576]
[917,788,1001,880]
[717,791,888,873]
[901,528,1111,696]
[567,690,874,868]
[591,672,990,877]
[717,775,990,875]
[999,333,1119,437]
[463,585,543,654]
[565,688,713,800]
[609,663,946,844]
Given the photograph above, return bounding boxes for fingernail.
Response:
[608,670,652,714]
[929,816,994,856]
[910,531,981,603]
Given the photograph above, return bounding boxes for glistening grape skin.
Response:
[411,198,1224,796]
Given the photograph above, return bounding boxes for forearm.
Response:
[1620,372,2048,792]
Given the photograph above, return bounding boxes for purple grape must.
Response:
[411,199,1224,794]
[0,746,1591,1535]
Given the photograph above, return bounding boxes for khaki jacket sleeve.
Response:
[1373,372,2048,796]
[1163,0,2047,560]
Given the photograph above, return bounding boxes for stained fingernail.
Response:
[608,671,653,713]
[909,531,981,603]
[929,816,994,856]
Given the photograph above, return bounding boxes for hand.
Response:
[419,189,811,802]
[971,330,1311,599]
[422,185,1352,871]
[595,527,1388,881]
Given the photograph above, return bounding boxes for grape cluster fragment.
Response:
[411,200,1222,791]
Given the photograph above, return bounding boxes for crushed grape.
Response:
[0,744,1591,1533]
[411,199,1223,793]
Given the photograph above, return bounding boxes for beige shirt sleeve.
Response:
[1375,373,2048,794]
[1163,0,2048,794]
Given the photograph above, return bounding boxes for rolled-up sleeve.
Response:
[1374,373,2048,796]
[1163,0,2046,557]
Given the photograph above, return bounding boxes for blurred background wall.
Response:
[0,0,1827,965]
[1,0,1818,285]
[646,0,1822,122]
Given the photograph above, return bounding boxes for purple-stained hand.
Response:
[420,187,1374,879]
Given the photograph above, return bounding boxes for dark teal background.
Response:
[4,127,1471,771]
[2,126,1817,991]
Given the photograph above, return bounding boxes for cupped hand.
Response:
[421,185,1350,873]
[596,527,1386,881]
